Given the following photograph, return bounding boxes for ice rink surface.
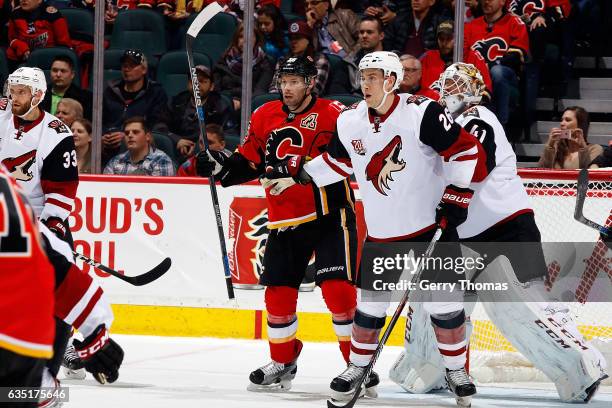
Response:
[61,335,612,408]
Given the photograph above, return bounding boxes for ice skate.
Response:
[247,360,298,392]
[61,343,86,380]
[38,369,63,408]
[445,367,476,408]
[329,363,380,401]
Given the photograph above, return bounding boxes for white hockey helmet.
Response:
[438,62,485,115]
[358,51,404,92]
[6,66,47,101]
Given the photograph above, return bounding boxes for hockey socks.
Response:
[430,309,468,370]
[321,280,357,363]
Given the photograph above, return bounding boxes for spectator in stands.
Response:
[363,1,403,25]
[56,98,83,127]
[104,117,175,176]
[102,49,168,163]
[269,21,329,97]
[589,144,612,169]
[420,20,492,100]
[7,0,72,66]
[158,65,235,160]
[345,16,385,94]
[538,106,603,169]
[508,0,572,137]
[1,0,11,47]
[398,54,438,99]
[306,0,361,57]
[213,22,273,112]
[257,4,288,64]
[41,55,92,119]
[383,0,444,58]
[464,0,529,127]
[71,118,92,174]
[177,124,231,176]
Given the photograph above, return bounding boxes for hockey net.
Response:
[469,169,612,383]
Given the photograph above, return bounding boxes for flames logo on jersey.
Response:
[508,0,545,17]
[245,209,269,279]
[2,150,37,182]
[365,135,406,196]
[48,120,69,134]
[471,37,508,63]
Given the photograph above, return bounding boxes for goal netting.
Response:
[469,169,612,383]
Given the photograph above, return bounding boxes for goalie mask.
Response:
[438,62,485,116]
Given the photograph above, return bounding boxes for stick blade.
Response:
[186,2,223,39]
[131,257,172,286]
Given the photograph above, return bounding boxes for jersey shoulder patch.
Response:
[48,119,70,134]
[341,101,360,113]
[463,106,480,118]
[406,94,430,106]
[0,98,9,111]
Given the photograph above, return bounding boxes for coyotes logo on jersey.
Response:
[47,119,69,134]
[471,37,508,63]
[365,135,406,196]
[2,150,37,182]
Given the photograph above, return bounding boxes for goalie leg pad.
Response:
[476,256,608,402]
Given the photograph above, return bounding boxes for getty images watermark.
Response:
[370,252,509,292]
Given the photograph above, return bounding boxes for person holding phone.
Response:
[538,106,603,169]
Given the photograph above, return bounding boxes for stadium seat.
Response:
[152,131,177,164]
[251,93,279,112]
[27,47,80,86]
[280,0,293,14]
[110,10,167,66]
[326,94,363,107]
[89,49,126,89]
[62,8,94,43]
[156,51,213,99]
[0,48,8,90]
[325,54,352,94]
[180,12,238,64]
[283,13,305,23]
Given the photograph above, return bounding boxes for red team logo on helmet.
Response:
[471,37,508,63]
[2,150,37,182]
[365,135,406,196]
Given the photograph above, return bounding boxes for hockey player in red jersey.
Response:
[0,165,55,408]
[388,62,608,404]
[265,51,488,405]
[195,56,366,392]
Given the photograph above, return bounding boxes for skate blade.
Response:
[365,385,378,398]
[455,396,472,408]
[62,366,86,380]
[247,379,293,392]
[331,386,365,402]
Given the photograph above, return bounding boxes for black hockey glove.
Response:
[196,149,230,178]
[265,156,311,184]
[74,325,124,384]
[435,185,474,242]
[42,217,67,240]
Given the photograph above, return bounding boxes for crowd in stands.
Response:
[1,0,611,175]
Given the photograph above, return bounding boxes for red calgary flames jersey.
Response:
[238,97,354,229]
[506,0,571,20]
[0,165,55,359]
[464,11,530,66]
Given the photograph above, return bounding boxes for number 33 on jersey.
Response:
[0,98,79,222]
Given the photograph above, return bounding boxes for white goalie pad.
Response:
[476,255,608,402]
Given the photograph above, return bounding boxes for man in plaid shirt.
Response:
[103,117,175,176]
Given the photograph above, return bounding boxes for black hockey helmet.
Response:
[278,56,317,83]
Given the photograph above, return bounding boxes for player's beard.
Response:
[11,101,31,117]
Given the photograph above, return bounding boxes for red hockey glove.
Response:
[42,217,67,240]
[73,325,124,384]
[435,185,474,241]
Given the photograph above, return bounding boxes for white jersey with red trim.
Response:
[39,222,114,338]
[454,105,532,238]
[0,98,78,222]
[305,94,488,240]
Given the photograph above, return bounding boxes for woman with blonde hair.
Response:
[538,106,603,169]
[71,118,93,174]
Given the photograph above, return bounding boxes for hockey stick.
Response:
[327,228,443,408]
[575,169,610,237]
[186,1,235,300]
[73,251,172,286]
